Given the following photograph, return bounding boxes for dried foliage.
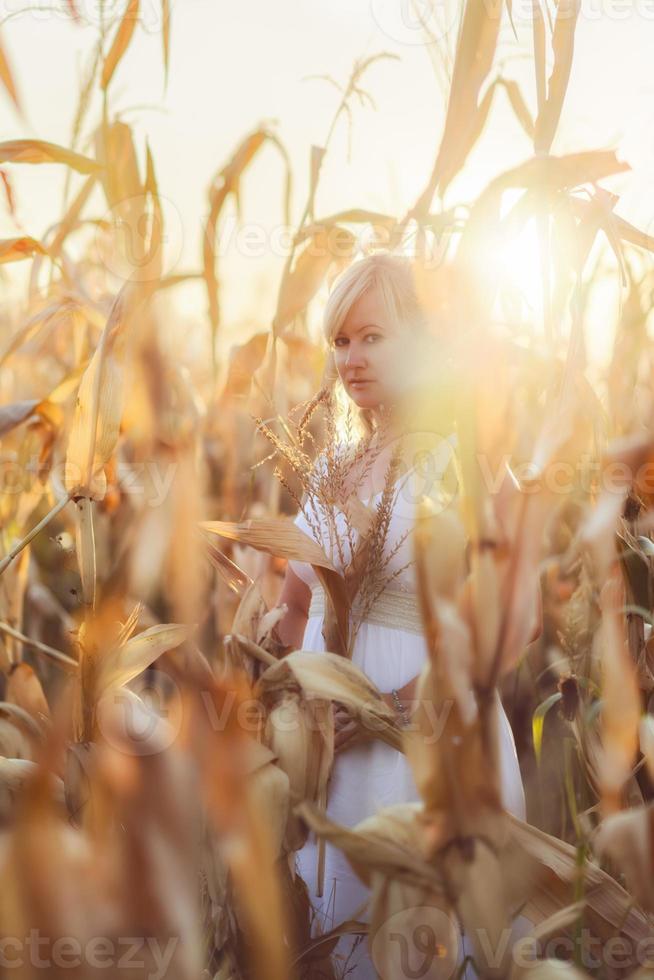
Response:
[0,2,654,978]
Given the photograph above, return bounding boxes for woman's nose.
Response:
[345,343,365,367]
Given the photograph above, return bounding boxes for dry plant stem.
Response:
[316,782,327,898]
[477,485,532,791]
[0,620,78,671]
[76,496,97,610]
[0,489,75,577]
[229,633,278,667]
[84,285,110,495]
[485,484,530,692]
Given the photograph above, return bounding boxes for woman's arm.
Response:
[275,564,311,650]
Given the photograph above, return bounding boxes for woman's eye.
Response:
[333,334,381,347]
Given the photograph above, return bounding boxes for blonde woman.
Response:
[276,253,527,978]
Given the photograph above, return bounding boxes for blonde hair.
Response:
[319,252,428,440]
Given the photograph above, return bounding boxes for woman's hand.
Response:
[333,702,367,754]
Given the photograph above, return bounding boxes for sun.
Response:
[484,188,550,338]
[495,212,544,329]
[488,191,616,367]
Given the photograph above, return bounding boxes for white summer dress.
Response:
[287,441,527,979]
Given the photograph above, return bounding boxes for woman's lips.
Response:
[349,379,372,386]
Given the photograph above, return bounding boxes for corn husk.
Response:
[257,650,403,752]
[95,622,191,697]
[593,804,654,914]
[263,694,332,852]
[201,517,350,656]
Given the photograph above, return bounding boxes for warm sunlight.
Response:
[1,2,654,978]
[494,202,544,335]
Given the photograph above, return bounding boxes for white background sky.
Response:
[1,0,654,363]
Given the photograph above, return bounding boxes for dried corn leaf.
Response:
[0,32,20,113]
[221,332,269,398]
[48,174,97,259]
[96,622,191,695]
[207,544,253,595]
[0,300,81,367]
[161,0,171,84]
[203,130,269,346]
[95,119,141,210]
[0,139,102,175]
[64,282,139,499]
[416,0,502,203]
[507,812,652,945]
[201,517,336,569]
[534,0,582,154]
[532,0,546,118]
[101,0,140,90]
[201,517,350,656]
[272,227,355,335]
[0,237,46,264]
[143,139,163,275]
[499,78,535,140]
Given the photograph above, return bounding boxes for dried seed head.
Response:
[557,674,580,721]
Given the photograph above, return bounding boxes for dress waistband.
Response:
[308,584,424,636]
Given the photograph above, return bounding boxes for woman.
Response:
[275,253,527,978]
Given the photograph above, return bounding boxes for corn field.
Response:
[1,1,654,978]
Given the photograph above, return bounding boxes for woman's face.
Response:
[331,285,405,411]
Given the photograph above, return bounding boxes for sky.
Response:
[1,0,654,365]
